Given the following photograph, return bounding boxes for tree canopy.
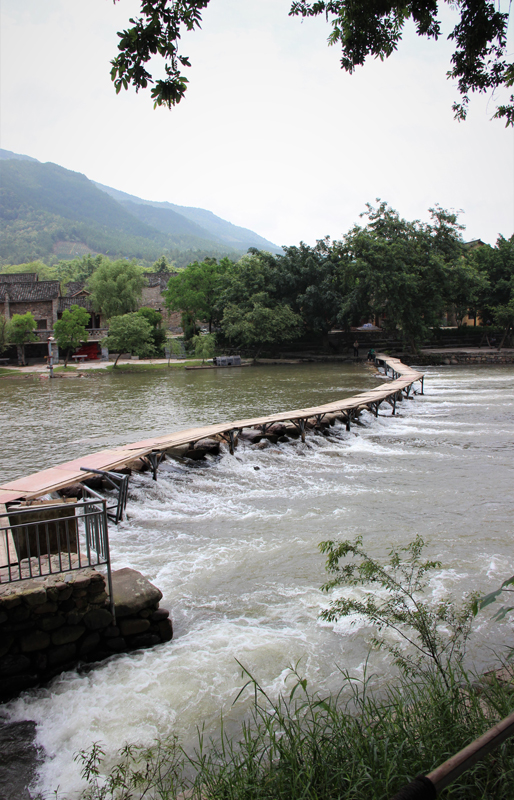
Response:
[165,257,232,335]
[8,312,37,365]
[87,259,146,320]
[53,306,90,367]
[102,313,156,365]
[111,1,513,124]
[334,202,482,351]
[137,306,168,354]
[471,234,514,346]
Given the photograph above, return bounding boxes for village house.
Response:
[140,272,181,331]
[0,271,179,363]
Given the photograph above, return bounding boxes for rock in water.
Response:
[112,568,163,618]
[0,720,43,800]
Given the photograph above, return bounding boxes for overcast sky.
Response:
[1,0,513,249]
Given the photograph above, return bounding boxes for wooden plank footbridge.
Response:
[0,355,424,507]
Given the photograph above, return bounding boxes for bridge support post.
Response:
[299,419,306,443]
[146,450,163,481]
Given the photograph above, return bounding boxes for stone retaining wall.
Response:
[0,566,172,701]
[440,353,514,365]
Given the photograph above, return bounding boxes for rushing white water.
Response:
[1,363,513,797]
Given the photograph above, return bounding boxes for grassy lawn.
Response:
[105,360,204,372]
[0,367,18,376]
[53,365,78,372]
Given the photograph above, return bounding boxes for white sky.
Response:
[1,0,513,249]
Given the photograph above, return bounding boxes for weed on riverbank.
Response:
[60,664,514,800]
[104,360,204,372]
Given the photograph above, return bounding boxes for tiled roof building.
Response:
[64,281,88,296]
[0,281,60,303]
[0,273,38,283]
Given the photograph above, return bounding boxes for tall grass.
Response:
[66,663,514,800]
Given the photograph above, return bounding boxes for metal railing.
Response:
[80,468,129,524]
[33,328,109,343]
[0,498,112,598]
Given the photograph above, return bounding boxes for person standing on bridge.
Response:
[353,340,360,358]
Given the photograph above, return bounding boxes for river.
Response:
[0,362,513,797]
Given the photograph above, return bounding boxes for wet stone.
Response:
[34,652,47,671]
[0,719,43,800]
[37,614,66,632]
[106,637,127,652]
[33,602,58,615]
[47,643,76,666]
[102,626,120,639]
[83,608,113,630]
[79,632,100,656]
[88,583,107,597]
[4,620,34,634]
[112,568,163,618]
[89,591,108,605]
[0,654,31,677]
[158,618,173,642]
[0,636,14,658]
[20,631,50,653]
[150,608,169,622]
[130,633,161,649]
[66,610,84,626]
[9,605,30,623]
[120,618,151,637]
[51,625,86,646]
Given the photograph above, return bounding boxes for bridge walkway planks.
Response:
[0,355,423,504]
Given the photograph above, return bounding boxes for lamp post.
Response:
[47,335,55,378]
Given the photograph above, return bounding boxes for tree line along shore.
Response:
[1,202,513,368]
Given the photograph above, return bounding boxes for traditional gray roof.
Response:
[0,280,60,302]
[58,296,94,312]
[144,272,175,290]
[0,272,38,283]
[64,281,89,296]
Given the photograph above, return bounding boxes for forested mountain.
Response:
[93,182,282,253]
[0,150,281,266]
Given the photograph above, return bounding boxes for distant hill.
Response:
[0,149,282,267]
[93,182,283,254]
[0,148,39,163]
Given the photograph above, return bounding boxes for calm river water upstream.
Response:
[0,362,513,797]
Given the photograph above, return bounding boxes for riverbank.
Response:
[0,357,207,377]
[1,347,513,378]
[56,661,514,800]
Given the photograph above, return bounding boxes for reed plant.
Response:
[66,663,514,800]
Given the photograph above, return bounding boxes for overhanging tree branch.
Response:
[111,1,513,123]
